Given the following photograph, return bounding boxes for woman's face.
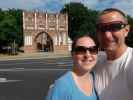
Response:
[72,36,98,72]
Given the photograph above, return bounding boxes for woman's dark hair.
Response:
[71,34,98,53]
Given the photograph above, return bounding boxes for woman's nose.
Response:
[84,50,92,58]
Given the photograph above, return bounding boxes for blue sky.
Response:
[0,0,133,17]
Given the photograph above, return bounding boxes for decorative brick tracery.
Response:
[23,10,71,53]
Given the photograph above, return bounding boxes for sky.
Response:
[0,0,133,17]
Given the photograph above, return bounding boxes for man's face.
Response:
[97,12,129,51]
[72,37,97,72]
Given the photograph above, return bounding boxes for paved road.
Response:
[0,57,72,69]
[0,57,72,100]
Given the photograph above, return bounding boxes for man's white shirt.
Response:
[94,47,133,100]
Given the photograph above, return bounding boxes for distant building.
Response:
[23,10,71,54]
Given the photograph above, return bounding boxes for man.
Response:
[94,8,133,100]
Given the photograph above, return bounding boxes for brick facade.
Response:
[23,10,71,54]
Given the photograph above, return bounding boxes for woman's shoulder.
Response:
[49,71,73,96]
[54,71,72,87]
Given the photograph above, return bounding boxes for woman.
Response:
[46,34,99,100]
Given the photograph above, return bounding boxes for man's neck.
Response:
[106,45,128,60]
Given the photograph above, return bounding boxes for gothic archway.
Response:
[34,32,53,52]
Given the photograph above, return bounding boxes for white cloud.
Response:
[111,0,133,17]
[1,0,133,17]
[22,0,42,4]
[0,0,48,10]
[61,0,99,8]
[78,0,133,17]
[79,0,99,9]
[0,0,36,9]
[61,0,133,17]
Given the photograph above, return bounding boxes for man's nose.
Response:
[104,31,113,39]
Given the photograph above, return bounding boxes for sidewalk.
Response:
[0,52,71,61]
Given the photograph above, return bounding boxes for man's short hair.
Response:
[97,8,128,24]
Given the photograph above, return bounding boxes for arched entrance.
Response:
[34,32,53,52]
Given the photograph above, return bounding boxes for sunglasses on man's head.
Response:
[72,46,98,54]
[96,22,127,32]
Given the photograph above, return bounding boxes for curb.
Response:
[0,52,71,61]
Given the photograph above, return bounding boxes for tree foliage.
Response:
[60,2,133,47]
[0,9,23,50]
[60,2,98,41]
[126,16,133,47]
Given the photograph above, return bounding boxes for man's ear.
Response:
[124,25,130,37]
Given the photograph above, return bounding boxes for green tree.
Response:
[60,2,98,40]
[60,2,133,47]
[7,9,23,46]
[0,9,23,52]
[126,16,133,47]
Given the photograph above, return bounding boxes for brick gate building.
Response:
[23,10,71,53]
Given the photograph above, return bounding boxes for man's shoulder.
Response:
[97,51,107,63]
[98,51,106,58]
[93,51,106,71]
[126,47,133,59]
[128,47,133,53]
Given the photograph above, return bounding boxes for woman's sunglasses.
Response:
[72,46,98,54]
[96,22,127,32]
